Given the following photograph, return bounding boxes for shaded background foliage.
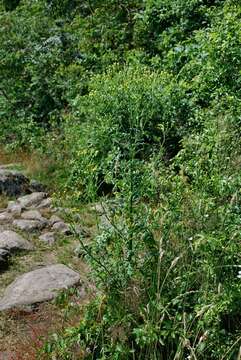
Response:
[2,0,21,11]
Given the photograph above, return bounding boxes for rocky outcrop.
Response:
[0,164,48,199]
[0,170,30,197]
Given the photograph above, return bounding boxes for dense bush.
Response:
[61,65,194,199]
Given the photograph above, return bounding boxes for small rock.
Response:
[36,197,52,209]
[0,264,81,310]
[0,230,33,252]
[39,232,56,245]
[17,192,47,208]
[0,212,13,224]
[49,214,62,226]
[52,221,71,235]
[13,219,46,232]
[21,209,46,222]
[7,201,22,216]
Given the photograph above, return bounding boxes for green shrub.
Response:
[60,64,195,200]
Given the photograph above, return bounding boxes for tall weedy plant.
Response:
[43,68,241,359]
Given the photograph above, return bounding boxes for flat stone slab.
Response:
[0,230,33,252]
[13,219,46,232]
[17,192,47,208]
[0,264,80,310]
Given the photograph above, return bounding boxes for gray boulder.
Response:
[0,230,33,252]
[13,219,46,232]
[0,169,30,196]
[0,264,80,310]
[17,192,47,208]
